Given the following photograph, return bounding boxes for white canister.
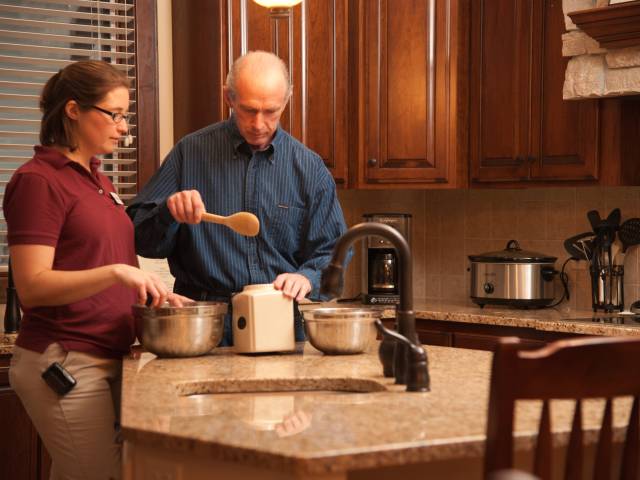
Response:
[232,284,295,353]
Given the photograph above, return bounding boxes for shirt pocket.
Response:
[265,204,307,255]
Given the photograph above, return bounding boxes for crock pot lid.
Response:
[468,240,557,263]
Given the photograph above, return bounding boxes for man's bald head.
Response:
[225,51,292,103]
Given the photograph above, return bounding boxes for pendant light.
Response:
[252,0,303,16]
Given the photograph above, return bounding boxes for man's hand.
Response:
[166,190,205,224]
[273,273,311,302]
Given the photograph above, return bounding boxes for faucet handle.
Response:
[374,319,430,392]
[319,263,344,299]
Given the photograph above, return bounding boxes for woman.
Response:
[4,60,184,480]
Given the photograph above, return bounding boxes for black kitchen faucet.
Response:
[320,222,430,392]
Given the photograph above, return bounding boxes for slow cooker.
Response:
[468,240,558,308]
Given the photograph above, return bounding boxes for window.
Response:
[0,0,158,271]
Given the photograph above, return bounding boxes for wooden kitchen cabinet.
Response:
[351,0,467,188]
[0,354,51,480]
[415,318,577,351]
[185,0,350,185]
[172,0,467,189]
[222,0,350,185]
[469,0,600,184]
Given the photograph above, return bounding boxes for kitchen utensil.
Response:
[132,301,227,357]
[201,211,260,237]
[468,240,558,308]
[587,210,601,232]
[232,284,295,353]
[563,232,595,261]
[4,260,21,333]
[577,238,595,261]
[302,308,381,354]
[618,218,640,254]
[607,209,621,308]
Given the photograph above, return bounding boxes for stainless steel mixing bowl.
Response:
[132,301,227,357]
[302,307,381,354]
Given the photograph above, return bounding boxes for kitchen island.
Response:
[120,341,633,480]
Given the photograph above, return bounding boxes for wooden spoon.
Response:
[201,211,260,237]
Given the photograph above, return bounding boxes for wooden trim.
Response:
[135,0,160,190]
[568,0,640,49]
[171,0,225,143]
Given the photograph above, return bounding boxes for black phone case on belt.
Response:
[42,362,76,396]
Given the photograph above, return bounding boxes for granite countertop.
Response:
[0,332,17,355]
[299,300,640,337]
[3,301,640,356]
[121,343,633,476]
[407,301,640,337]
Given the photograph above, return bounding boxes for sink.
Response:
[171,378,388,434]
[174,377,388,396]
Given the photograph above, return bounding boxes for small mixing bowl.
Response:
[132,301,227,357]
[302,307,381,354]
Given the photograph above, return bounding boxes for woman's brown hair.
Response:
[39,60,130,150]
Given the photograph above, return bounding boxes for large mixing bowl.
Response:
[132,301,227,357]
[302,307,381,355]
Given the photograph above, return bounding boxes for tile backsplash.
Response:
[338,187,640,310]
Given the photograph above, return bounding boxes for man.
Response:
[127,51,347,345]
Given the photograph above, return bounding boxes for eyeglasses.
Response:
[85,105,133,124]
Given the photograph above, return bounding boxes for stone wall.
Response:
[562,0,640,98]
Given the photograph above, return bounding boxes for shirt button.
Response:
[98,189,104,194]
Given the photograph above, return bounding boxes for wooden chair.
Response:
[485,336,640,480]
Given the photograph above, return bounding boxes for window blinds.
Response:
[0,0,137,271]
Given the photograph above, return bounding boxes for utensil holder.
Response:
[590,263,624,312]
[4,261,21,333]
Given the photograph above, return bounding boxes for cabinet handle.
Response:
[528,156,536,164]
[368,158,378,167]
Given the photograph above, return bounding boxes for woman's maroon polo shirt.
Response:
[3,146,138,359]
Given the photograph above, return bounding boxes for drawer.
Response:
[417,329,453,347]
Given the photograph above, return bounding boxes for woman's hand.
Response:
[112,264,169,307]
[166,292,191,307]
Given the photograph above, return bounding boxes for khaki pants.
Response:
[10,343,122,480]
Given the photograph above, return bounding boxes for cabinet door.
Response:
[470,0,532,183]
[528,0,599,181]
[359,0,458,186]
[0,383,39,480]
[223,0,349,185]
[416,329,453,347]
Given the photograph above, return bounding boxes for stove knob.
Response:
[483,282,494,294]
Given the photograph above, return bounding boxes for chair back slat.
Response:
[485,336,640,480]
[621,396,640,480]
[534,400,553,480]
[594,398,613,480]
[564,400,583,480]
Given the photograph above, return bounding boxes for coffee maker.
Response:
[362,213,412,305]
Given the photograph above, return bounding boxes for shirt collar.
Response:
[34,145,102,173]
[225,116,284,164]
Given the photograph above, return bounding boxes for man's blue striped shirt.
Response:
[127,117,347,300]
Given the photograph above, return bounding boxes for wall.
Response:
[563,0,640,98]
[137,0,175,285]
[157,0,174,160]
[147,1,639,311]
[338,187,640,311]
